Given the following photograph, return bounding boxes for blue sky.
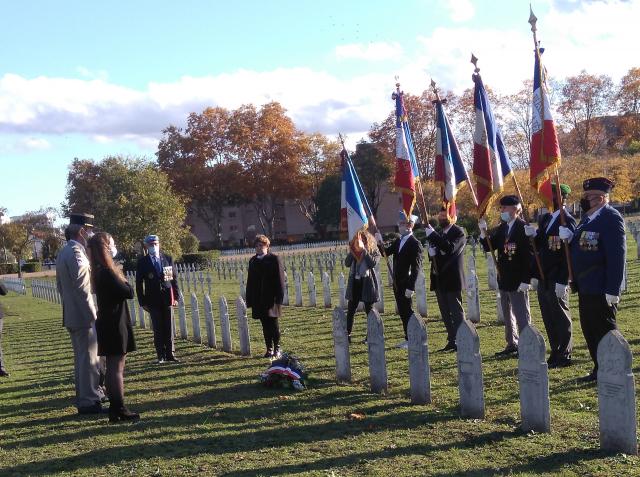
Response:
[1,0,638,217]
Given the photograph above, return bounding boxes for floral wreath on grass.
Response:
[259,352,308,391]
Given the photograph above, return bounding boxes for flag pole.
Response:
[529,8,574,285]
[467,57,500,278]
[339,134,395,287]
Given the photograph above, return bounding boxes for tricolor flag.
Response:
[392,88,420,220]
[472,73,513,217]
[530,47,561,209]
[340,148,369,242]
[434,99,471,221]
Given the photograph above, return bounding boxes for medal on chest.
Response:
[548,235,562,251]
[162,266,174,281]
[579,231,599,251]
[504,242,517,260]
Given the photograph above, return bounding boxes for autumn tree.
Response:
[617,67,640,142]
[228,102,310,238]
[349,142,393,217]
[313,173,342,237]
[501,80,533,169]
[64,156,189,258]
[558,71,615,155]
[0,210,54,276]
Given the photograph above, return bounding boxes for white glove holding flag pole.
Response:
[425,224,435,236]
[530,278,539,291]
[375,232,383,244]
[517,282,530,293]
[524,225,537,237]
[478,219,487,239]
[605,294,620,307]
[558,226,573,241]
[555,283,569,298]
[405,289,414,299]
[428,247,437,257]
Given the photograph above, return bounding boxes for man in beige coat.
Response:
[56,213,105,414]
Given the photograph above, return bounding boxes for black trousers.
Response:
[149,306,175,360]
[537,285,573,360]
[346,278,373,335]
[578,293,617,370]
[393,286,414,340]
[435,290,464,345]
[259,317,280,351]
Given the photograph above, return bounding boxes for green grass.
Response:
[1,240,639,476]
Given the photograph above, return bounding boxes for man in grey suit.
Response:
[56,212,105,414]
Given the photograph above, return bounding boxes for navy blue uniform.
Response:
[569,204,626,370]
[533,210,576,364]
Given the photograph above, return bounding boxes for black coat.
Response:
[533,209,576,287]
[0,280,6,320]
[136,253,179,308]
[427,224,466,292]
[245,253,285,319]
[95,266,136,356]
[383,234,423,292]
[480,218,532,292]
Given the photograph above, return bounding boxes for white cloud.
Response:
[441,0,475,23]
[0,0,637,154]
[0,136,52,153]
[334,42,403,61]
[76,66,109,81]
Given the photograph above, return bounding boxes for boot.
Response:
[108,400,140,423]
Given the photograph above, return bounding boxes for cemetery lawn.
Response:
[1,249,639,476]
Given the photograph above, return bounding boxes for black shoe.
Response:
[440,342,457,352]
[165,356,180,363]
[555,358,573,368]
[263,349,273,358]
[109,406,140,423]
[578,372,597,383]
[348,335,352,344]
[78,403,107,415]
[156,358,165,364]
[0,369,9,378]
[495,346,518,356]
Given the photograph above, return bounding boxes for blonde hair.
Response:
[352,229,378,255]
[254,234,270,247]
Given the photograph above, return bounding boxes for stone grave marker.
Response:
[332,307,351,383]
[367,309,388,394]
[219,296,232,353]
[456,319,485,419]
[408,314,431,404]
[518,324,550,433]
[236,297,251,356]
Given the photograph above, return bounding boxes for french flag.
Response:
[530,47,561,209]
[472,73,512,218]
[340,148,368,242]
[434,99,471,220]
[392,87,420,219]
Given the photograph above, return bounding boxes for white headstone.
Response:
[407,314,431,404]
[518,324,550,433]
[307,271,317,307]
[415,271,428,317]
[294,272,303,307]
[338,272,347,309]
[283,271,289,306]
[239,270,246,300]
[219,296,232,353]
[367,309,388,394]
[236,296,251,356]
[178,292,188,339]
[456,319,485,419]
[597,330,637,455]
[203,294,216,348]
[495,291,505,324]
[138,304,146,329]
[332,307,351,383]
[322,271,332,308]
[487,254,498,291]
[375,267,384,314]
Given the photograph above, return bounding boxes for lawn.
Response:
[0,239,639,476]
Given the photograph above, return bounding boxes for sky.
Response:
[1,0,639,217]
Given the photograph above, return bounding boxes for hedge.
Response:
[180,251,220,270]
[0,263,19,275]
[21,262,42,273]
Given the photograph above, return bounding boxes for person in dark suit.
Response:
[136,234,179,364]
[479,195,533,357]
[559,177,626,383]
[344,229,380,343]
[0,280,8,377]
[425,208,466,352]
[525,183,576,368]
[87,233,139,423]
[376,211,423,349]
[245,234,285,358]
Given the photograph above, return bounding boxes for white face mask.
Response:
[109,239,118,258]
[147,245,159,256]
[500,211,512,222]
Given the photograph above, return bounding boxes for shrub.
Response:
[0,263,19,275]
[180,232,200,254]
[21,262,42,273]
[180,251,220,270]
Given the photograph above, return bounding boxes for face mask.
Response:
[147,245,159,256]
[580,198,592,213]
[398,225,410,236]
[110,244,118,258]
[500,211,511,222]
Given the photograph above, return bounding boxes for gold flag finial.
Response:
[471,53,480,73]
[529,5,538,32]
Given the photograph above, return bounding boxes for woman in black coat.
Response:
[87,233,139,423]
[344,229,380,343]
[245,234,285,358]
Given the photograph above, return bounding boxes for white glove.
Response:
[530,278,539,290]
[558,226,573,241]
[375,232,383,244]
[425,225,435,236]
[517,282,530,293]
[405,289,415,299]
[555,283,569,298]
[605,294,620,307]
[428,247,437,257]
[478,219,487,239]
[524,225,536,237]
